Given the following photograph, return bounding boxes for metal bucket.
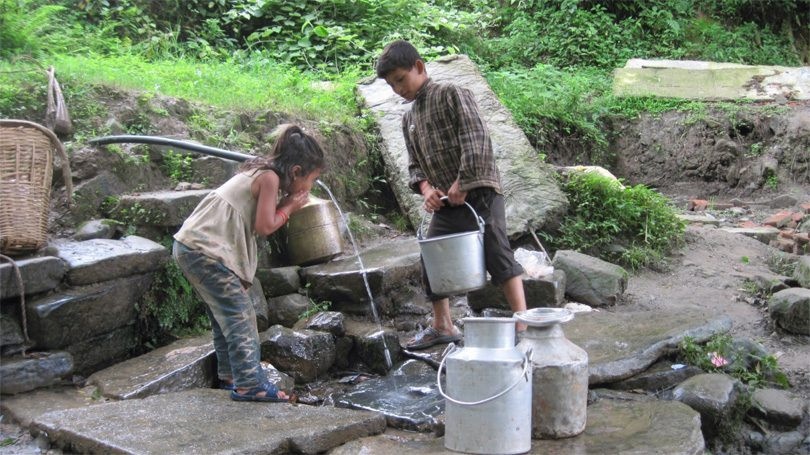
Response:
[516,308,588,439]
[439,317,532,454]
[286,196,344,266]
[417,198,486,296]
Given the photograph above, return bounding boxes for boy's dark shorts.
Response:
[422,187,524,301]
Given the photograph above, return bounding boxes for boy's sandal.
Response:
[230,382,288,403]
[406,326,462,350]
[219,381,235,391]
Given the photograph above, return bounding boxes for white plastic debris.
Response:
[514,248,554,278]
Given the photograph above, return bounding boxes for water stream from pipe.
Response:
[316,180,393,370]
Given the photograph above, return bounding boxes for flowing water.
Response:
[316,180,393,370]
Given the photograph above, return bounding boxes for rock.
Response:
[26,274,154,349]
[305,311,346,337]
[301,238,422,316]
[112,189,211,227]
[255,266,301,298]
[764,211,795,228]
[68,172,128,223]
[467,270,566,311]
[770,194,799,209]
[0,314,25,348]
[267,293,310,328]
[795,256,810,288]
[248,276,270,331]
[331,398,704,455]
[0,351,73,395]
[748,388,804,430]
[260,325,336,383]
[678,214,720,225]
[552,250,627,306]
[344,319,402,375]
[336,360,443,432]
[565,309,732,384]
[66,324,139,375]
[726,337,769,372]
[357,54,568,238]
[769,288,810,335]
[761,431,808,455]
[87,335,215,400]
[52,235,168,285]
[608,360,703,393]
[0,256,67,299]
[0,386,101,427]
[189,156,238,187]
[748,272,791,294]
[672,373,741,438]
[30,389,386,454]
[719,226,781,244]
[73,219,119,241]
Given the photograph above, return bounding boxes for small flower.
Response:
[708,351,729,368]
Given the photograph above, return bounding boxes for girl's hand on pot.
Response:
[280,191,309,213]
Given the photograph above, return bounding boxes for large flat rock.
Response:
[302,238,421,316]
[0,256,66,299]
[614,59,810,101]
[52,235,168,285]
[32,389,386,454]
[0,386,103,427]
[329,399,703,454]
[565,309,732,384]
[357,54,567,238]
[88,335,215,400]
[114,189,212,227]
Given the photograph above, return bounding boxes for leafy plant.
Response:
[545,172,685,270]
[163,149,194,184]
[299,298,332,320]
[766,174,779,190]
[679,334,790,388]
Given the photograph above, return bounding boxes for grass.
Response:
[28,54,361,123]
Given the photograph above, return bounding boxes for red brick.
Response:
[792,212,805,223]
[800,202,810,214]
[739,220,759,228]
[763,211,793,227]
[688,199,709,211]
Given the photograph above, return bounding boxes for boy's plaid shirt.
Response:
[402,78,501,195]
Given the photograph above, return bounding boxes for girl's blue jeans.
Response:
[172,241,266,389]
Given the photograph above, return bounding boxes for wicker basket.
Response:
[0,120,72,255]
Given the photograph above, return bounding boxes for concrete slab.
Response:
[32,389,386,454]
[0,386,104,427]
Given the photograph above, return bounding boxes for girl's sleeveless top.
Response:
[174,170,271,283]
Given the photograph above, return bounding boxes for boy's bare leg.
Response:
[431,298,457,334]
[502,275,527,331]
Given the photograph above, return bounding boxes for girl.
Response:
[173,124,325,402]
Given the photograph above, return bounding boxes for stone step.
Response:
[31,388,386,454]
[112,189,212,227]
[330,398,704,454]
[301,237,421,316]
[565,308,732,385]
[87,335,215,400]
[467,270,566,312]
[0,352,73,395]
[0,256,66,299]
[0,385,103,427]
[51,235,168,286]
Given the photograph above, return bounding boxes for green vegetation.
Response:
[299,298,332,320]
[544,172,685,270]
[679,334,790,389]
[163,149,194,184]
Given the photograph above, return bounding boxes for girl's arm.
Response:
[253,171,291,236]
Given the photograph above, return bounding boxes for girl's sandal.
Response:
[231,382,288,403]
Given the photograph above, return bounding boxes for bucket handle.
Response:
[417,196,485,240]
[436,344,532,407]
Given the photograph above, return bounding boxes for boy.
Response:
[376,40,527,350]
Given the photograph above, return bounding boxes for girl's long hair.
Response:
[240,124,325,193]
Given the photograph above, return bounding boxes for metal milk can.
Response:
[516,308,588,439]
[286,196,344,266]
[438,317,532,454]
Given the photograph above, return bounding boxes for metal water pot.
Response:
[516,308,588,439]
[417,197,486,296]
[286,196,344,266]
[439,317,532,454]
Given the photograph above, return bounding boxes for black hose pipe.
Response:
[88,135,256,162]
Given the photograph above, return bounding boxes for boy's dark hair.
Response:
[376,40,422,79]
[240,124,325,193]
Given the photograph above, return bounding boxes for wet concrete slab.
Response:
[328,398,704,454]
[31,388,386,454]
[565,308,732,384]
[87,335,215,400]
[0,386,104,427]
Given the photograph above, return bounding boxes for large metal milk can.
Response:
[438,317,532,454]
[515,308,588,439]
[286,195,344,266]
